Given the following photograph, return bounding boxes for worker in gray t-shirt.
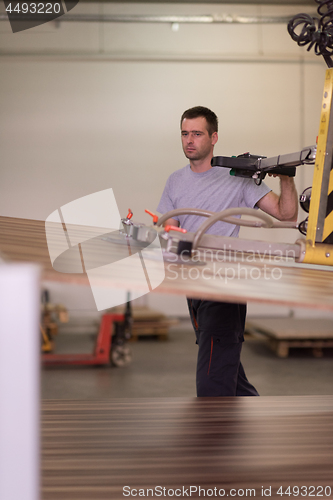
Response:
[157,106,298,397]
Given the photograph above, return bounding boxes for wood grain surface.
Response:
[245,318,333,339]
[2,216,333,310]
[41,397,333,500]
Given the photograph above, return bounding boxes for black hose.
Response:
[288,0,333,66]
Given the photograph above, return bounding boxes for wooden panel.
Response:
[41,397,333,500]
[246,318,333,339]
[2,216,333,310]
[246,318,333,357]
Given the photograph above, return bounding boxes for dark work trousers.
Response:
[187,298,259,397]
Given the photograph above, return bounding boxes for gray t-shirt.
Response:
[157,165,271,237]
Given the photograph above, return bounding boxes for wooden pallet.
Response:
[131,322,170,341]
[109,306,178,341]
[245,317,333,358]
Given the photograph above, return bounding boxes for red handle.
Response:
[127,209,133,220]
[164,225,187,234]
[145,209,159,224]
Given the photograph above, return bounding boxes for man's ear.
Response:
[211,132,218,146]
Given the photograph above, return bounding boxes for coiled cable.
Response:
[288,0,333,66]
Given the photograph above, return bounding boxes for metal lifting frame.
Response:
[156,70,333,267]
[302,68,333,265]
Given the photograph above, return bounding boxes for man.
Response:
[157,106,298,397]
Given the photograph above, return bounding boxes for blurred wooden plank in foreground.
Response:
[41,396,333,500]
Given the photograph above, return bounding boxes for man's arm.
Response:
[256,176,298,221]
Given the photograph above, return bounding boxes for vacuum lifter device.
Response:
[147,0,333,268]
[109,1,333,269]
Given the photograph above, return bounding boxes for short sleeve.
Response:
[156,176,179,221]
[241,178,271,209]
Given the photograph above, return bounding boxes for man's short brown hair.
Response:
[181,106,218,136]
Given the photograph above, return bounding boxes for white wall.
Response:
[0,2,329,318]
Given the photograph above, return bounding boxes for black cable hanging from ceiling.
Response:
[288,0,333,67]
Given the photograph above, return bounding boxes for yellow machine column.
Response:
[301,68,333,265]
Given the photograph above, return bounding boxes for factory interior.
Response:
[1,1,333,499]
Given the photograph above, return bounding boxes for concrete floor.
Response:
[41,319,333,399]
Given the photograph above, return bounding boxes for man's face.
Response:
[181,116,217,161]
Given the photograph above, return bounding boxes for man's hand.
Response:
[267,173,294,179]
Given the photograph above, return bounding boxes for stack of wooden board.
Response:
[245,317,333,357]
[109,306,178,341]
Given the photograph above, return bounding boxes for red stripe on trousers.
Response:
[207,336,213,375]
